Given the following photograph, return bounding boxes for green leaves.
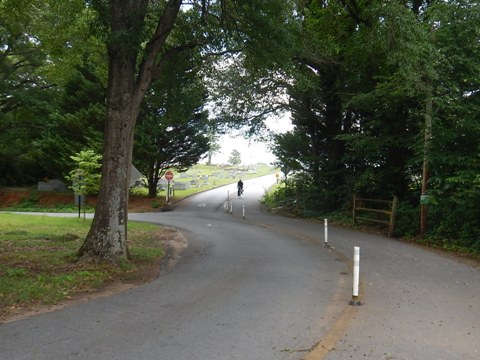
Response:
[133,46,210,197]
[268,0,480,247]
[67,150,102,195]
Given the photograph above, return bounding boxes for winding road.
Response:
[1,175,479,359]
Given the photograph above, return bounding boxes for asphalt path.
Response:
[0,176,349,360]
[1,175,479,359]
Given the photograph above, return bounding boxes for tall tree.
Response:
[79,0,296,262]
[0,0,55,185]
[134,50,210,197]
[38,60,106,177]
[425,0,480,247]
[78,0,182,261]
[205,132,221,165]
[0,0,104,184]
[228,149,241,166]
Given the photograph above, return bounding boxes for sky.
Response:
[208,114,294,165]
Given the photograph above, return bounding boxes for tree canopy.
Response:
[270,0,480,250]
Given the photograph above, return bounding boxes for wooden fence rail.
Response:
[353,195,398,237]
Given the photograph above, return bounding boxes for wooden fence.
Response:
[353,195,398,237]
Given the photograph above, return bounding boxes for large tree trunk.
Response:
[78,106,136,261]
[78,1,142,262]
[78,0,182,262]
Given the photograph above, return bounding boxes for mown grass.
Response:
[0,214,165,318]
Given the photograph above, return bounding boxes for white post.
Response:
[229,201,233,214]
[351,246,361,305]
[324,218,328,245]
[227,190,230,201]
[242,204,245,219]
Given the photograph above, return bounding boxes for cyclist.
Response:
[237,179,244,197]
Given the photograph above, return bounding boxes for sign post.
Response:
[165,171,174,203]
[72,170,86,219]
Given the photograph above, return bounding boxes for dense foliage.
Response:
[270,0,480,252]
[134,50,210,197]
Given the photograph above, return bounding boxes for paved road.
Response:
[1,175,479,359]
[0,176,349,360]
[321,228,480,359]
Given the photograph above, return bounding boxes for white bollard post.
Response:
[324,218,328,245]
[242,204,245,220]
[227,190,230,201]
[350,246,362,306]
[353,246,359,297]
[229,201,233,214]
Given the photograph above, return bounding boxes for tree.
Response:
[133,49,210,197]
[269,0,364,210]
[0,0,105,185]
[78,0,179,261]
[38,61,106,178]
[425,0,480,248]
[228,149,241,166]
[205,131,221,166]
[275,1,437,207]
[0,0,55,185]
[66,150,102,195]
[134,111,210,197]
[80,0,296,262]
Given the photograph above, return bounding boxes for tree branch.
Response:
[133,0,183,111]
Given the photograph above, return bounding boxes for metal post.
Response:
[242,204,245,220]
[166,180,170,203]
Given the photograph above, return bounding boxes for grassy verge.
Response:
[0,213,165,319]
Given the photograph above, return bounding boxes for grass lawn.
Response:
[0,213,166,321]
